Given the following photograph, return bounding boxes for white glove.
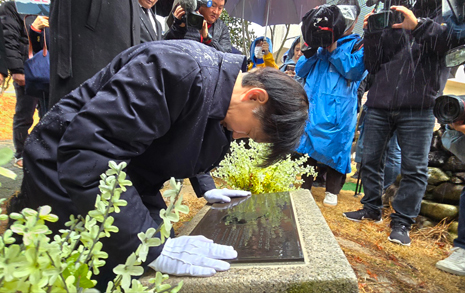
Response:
[203,188,251,204]
[149,235,237,277]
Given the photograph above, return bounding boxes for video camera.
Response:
[433,0,465,125]
[434,95,465,124]
[301,4,357,48]
[366,0,407,33]
[179,0,212,30]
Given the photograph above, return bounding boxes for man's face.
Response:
[224,109,268,142]
[223,72,270,143]
[139,0,158,9]
[199,0,225,24]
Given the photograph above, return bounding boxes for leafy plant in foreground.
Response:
[0,161,188,292]
[0,148,17,185]
[212,139,317,194]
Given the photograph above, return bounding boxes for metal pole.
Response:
[354,163,362,197]
[264,0,271,37]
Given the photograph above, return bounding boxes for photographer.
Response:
[436,120,465,275]
[343,0,457,246]
[164,0,232,53]
[296,0,367,207]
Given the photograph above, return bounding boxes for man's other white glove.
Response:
[203,188,251,203]
[149,235,237,276]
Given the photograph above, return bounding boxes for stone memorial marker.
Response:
[189,192,304,264]
[141,189,358,292]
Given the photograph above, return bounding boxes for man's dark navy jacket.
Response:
[17,40,245,285]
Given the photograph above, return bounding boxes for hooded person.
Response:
[279,36,304,83]
[248,36,278,70]
[296,1,367,207]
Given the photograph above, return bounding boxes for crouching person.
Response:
[10,40,309,289]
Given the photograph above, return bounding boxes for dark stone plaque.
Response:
[189,192,304,264]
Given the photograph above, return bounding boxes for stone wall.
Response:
[424,128,464,239]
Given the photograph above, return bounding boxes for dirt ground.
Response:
[1,90,464,292]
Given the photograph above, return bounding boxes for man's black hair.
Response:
[337,0,361,16]
[242,67,309,167]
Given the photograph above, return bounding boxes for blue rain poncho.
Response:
[296,33,367,174]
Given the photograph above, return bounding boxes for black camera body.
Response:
[179,0,212,30]
[367,9,404,32]
[184,12,204,30]
[365,0,407,33]
[433,95,465,124]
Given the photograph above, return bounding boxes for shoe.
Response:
[436,247,465,276]
[343,207,382,223]
[14,157,23,169]
[313,181,326,188]
[388,222,411,246]
[323,191,337,206]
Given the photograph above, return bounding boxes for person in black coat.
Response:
[0,1,42,169]
[48,0,174,108]
[0,21,8,82]
[139,0,164,42]
[343,0,460,246]
[12,40,308,288]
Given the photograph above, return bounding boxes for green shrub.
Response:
[212,139,316,194]
[0,161,188,292]
[0,148,16,185]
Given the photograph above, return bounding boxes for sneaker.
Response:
[343,207,382,223]
[436,247,465,276]
[323,192,337,206]
[14,157,23,169]
[388,222,411,246]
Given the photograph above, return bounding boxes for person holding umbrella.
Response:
[248,36,278,70]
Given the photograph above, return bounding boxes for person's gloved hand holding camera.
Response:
[149,235,237,276]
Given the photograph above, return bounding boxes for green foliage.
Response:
[212,139,317,194]
[220,10,257,57]
[0,162,189,292]
[0,148,16,185]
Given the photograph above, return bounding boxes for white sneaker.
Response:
[323,192,337,207]
[436,247,465,276]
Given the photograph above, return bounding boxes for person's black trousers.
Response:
[301,157,346,194]
[12,82,38,159]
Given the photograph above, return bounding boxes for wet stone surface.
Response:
[190,192,304,264]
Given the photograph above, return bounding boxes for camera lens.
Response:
[433,95,465,124]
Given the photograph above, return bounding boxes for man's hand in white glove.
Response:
[203,188,251,203]
[149,235,237,276]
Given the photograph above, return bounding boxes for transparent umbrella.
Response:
[224,0,326,27]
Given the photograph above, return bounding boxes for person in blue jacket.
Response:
[296,0,366,207]
[279,36,304,84]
